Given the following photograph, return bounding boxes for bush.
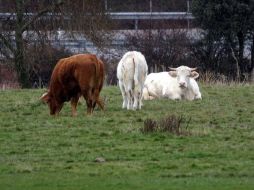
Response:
[24,43,72,88]
[100,56,119,85]
[125,29,193,73]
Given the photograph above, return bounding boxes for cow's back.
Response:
[117,52,135,83]
[144,72,170,96]
[144,72,180,99]
[49,54,102,100]
[133,51,148,86]
[117,51,147,85]
[71,54,101,88]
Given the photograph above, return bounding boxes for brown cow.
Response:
[40,54,105,116]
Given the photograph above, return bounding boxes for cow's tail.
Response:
[94,56,100,85]
[96,96,105,110]
[95,57,104,110]
[133,57,139,88]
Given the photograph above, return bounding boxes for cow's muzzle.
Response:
[179,82,187,89]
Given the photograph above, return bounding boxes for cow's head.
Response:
[40,91,62,115]
[168,66,199,89]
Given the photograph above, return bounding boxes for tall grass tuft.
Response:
[198,71,251,85]
[142,119,158,133]
[141,114,191,136]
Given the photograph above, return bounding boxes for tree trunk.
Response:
[228,33,240,81]
[15,0,30,88]
[251,34,254,83]
[230,47,240,81]
[237,31,244,73]
[14,42,30,88]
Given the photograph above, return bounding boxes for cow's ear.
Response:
[168,71,177,77]
[191,71,199,79]
[40,92,50,103]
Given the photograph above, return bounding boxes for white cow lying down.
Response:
[143,66,202,101]
[117,51,148,110]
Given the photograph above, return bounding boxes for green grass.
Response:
[0,84,254,190]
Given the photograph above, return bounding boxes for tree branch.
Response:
[0,33,15,53]
[230,46,240,81]
[21,1,63,32]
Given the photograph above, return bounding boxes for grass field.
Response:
[0,84,254,190]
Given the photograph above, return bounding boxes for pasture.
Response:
[0,84,254,190]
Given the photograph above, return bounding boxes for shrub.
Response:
[24,43,72,88]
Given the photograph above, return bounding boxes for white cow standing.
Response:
[143,66,202,101]
[117,51,148,110]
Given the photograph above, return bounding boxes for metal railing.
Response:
[0,11,194,20]
[108,12,194,20]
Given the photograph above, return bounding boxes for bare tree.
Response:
[0,0,64,88]
[0,0,112,88]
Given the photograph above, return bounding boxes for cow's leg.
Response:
[138,91,142,109]
[138,83,145,109]
[91,88,104,112]
[70,95,79,117]
[133,88,143,110]
[142,86,155,100]
[133,90,139,110]
[194,92,202,100]
[139,86,144,108]
[127,89,133,110]
[85,97,93,115]
[89,88,98,114]
[91,88,97,111]
[125,80,134,110]
[133,97,138,110]
[94,89,104,111]
[82,89,93,115]
[119,80,127,109]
